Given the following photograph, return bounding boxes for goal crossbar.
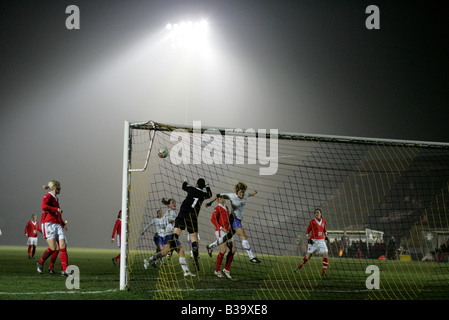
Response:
[130,120,449,148]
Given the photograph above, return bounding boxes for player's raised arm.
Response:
[182,179,190,191]
[206,192,228,207]
[141,219,155,235]
[204,183,212,199]
[248,190,258,197]
[205,194,217,207]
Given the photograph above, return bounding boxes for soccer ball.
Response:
[157,147,169,158]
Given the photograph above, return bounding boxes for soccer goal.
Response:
[120,120,449,300]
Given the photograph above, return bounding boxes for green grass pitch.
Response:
[1,245,448,300]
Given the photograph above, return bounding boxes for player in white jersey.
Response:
[142,210,166,267]
[162,198,177,260]
[145,198,195,276]
[205,182,261,263]
[163,200,177,238]
[142,211,167,237]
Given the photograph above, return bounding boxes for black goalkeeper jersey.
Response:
[178,181,212,219]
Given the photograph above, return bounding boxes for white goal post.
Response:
[119,120,449,297]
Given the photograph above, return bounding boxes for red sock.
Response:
[32,245,36,258]
[298,257,308,270]
[28,245,32,257]
[49,250,59,269]
[216,252,224,272]
[39,248,54,265]
[59,248,68,271]
[224,252,234,271]
[114,253,121,266]
[322,258,329,274]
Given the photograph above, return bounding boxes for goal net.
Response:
[120,120,449,300]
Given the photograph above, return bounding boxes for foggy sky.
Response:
[1,0,447,249]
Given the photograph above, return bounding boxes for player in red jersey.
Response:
[25,214,42,259]
[294,208,330,276]
[37,180,70,276]
[111,210,122,266]
[210,195,236,279]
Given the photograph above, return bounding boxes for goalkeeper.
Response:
[171,178,212,271]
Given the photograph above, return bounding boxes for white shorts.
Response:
[307,239,328,255]
[42,222,66,241]
[215,229,234,243]
[27,237,38,246]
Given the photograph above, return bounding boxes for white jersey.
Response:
[220,192,249,220]
[163,209,177,235]
[143,217,167,238]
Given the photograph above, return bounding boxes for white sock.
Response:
[209,240,219,248]
[242,240,255,259]
[179,257,189,273]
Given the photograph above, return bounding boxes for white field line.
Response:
[0,289,118,295]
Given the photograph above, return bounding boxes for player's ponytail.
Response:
[43,180,61,191]
[161,198,173,205]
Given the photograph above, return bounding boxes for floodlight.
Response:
[165,19,210,51]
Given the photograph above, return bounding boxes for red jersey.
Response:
[41,192,61,224]
[306,218,327,240]
[210,204,231,231]
[112,219,122,240]
[56,211,66,227]
[25,221,42,237]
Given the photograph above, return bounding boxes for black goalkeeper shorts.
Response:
[174,213,198,234]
